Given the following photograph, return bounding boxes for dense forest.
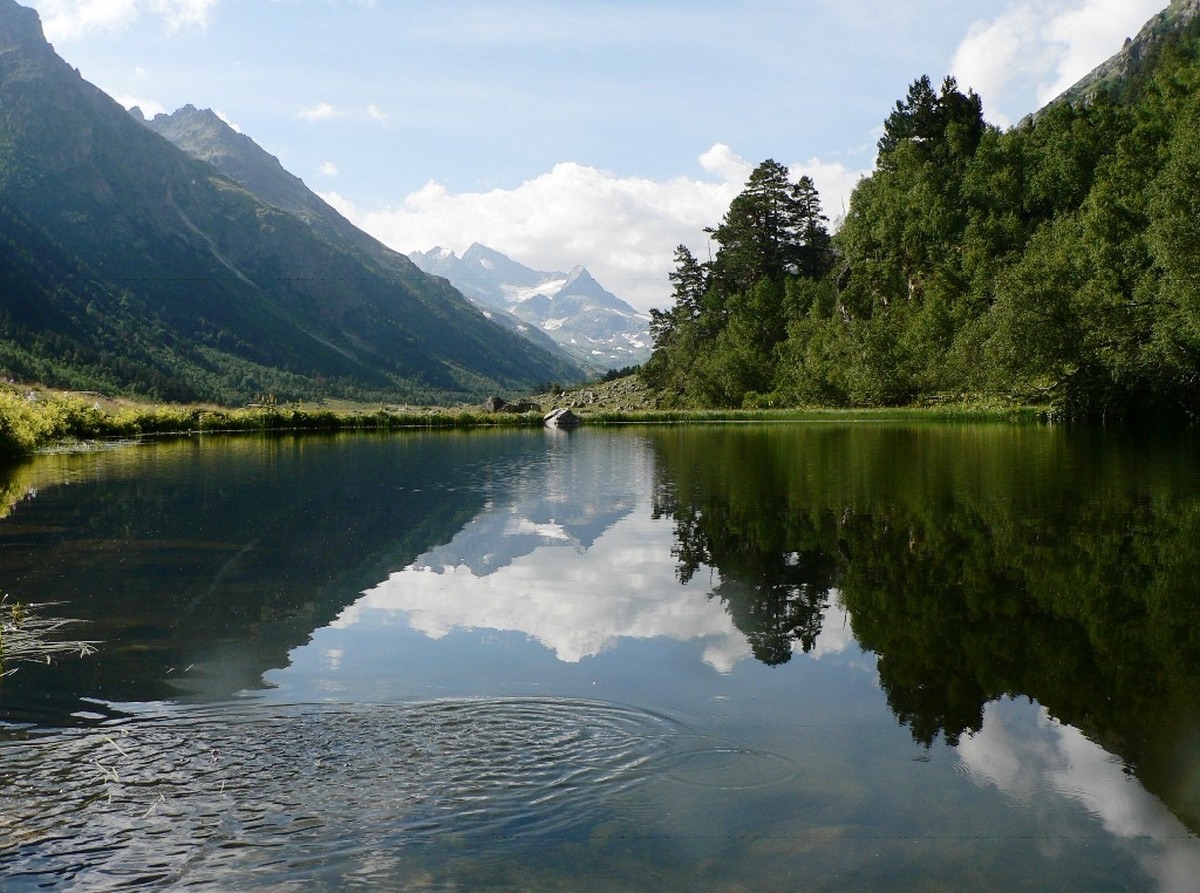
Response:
[643,15,1200,419]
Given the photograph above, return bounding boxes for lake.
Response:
[2,423,1199,890]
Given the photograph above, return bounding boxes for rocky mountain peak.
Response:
[0,0,44,50]
[1048,0,1200,110]
[0,0,71,83]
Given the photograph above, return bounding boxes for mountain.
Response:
[0,0,579,404]
[410,243,652,372]
[141,104,586,382]
[1045,0,1200,111]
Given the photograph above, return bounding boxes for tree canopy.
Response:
[641,15,1200,419]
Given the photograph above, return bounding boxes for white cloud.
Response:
[213,109,241,133]
[1038,0,1166,103]
[952,0,1166,127]
[317,161,339,177]
[34,0,217,42]
[366,102,388,123]
[296,102,340,122]
[332,144,866,312]
[149,0,216,33]
[698,143,753,183]
[114,92,165,117]
[319,190,357,219]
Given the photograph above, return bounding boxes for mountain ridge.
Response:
[1044,0,1200,111]
[0,0,580,403]
[409,244,652,371]
[141,104,587,383]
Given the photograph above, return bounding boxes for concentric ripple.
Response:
[659,738,801,790]
[0,698,677,889]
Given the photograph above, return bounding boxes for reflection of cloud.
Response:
[504,516,571,541]
[959,699,1200,892]
[807,597,855,659]
[337,509,751,671]
[333,434,860,675]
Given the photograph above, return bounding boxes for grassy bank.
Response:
[0,381,1053,460]
[0,387,546,459]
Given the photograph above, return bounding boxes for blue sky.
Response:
[27,0,1167,310]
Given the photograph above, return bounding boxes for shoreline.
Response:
[0,381,1055,460]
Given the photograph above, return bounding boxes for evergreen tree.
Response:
[708,160,833,293]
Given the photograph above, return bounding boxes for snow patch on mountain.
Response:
[410,243,652,372]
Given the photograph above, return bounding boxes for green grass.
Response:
[582,403,1053,425]
[0,383,1055,460]
[0,388,554,458]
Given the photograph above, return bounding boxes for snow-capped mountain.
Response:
[410,243,652,371]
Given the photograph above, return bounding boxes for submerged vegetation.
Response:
[0,598,96,674]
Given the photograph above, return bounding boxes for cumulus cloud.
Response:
[952,0,1166,127]
[213,109,241,133]
[114,92,165,117]
[296,102,341,122]
[34,0,218,42]
[329,144,866,312]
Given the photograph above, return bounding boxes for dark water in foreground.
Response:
[2,424,1200,890]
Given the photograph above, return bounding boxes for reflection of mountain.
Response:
[646,423,1200,834]
[0,433,548,720]
[415,432,639,575]
[338,432,765,668]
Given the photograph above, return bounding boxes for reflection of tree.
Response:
[652,432,840,665]
[649,424,1200,831]
[0,433,513,718]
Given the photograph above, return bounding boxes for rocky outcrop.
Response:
[543,408,582,429]
[482,396,541,413]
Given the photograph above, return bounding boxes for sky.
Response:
[25,0,1168,311]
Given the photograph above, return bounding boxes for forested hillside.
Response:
[644,5,1200,419]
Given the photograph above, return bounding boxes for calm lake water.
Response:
[2,423,1200,890]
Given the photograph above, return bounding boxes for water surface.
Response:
[2,424,1199,890]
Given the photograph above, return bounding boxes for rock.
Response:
[484,396,541,413]
[543,408,582,429]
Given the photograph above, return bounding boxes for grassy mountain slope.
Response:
[0,0,576,404]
